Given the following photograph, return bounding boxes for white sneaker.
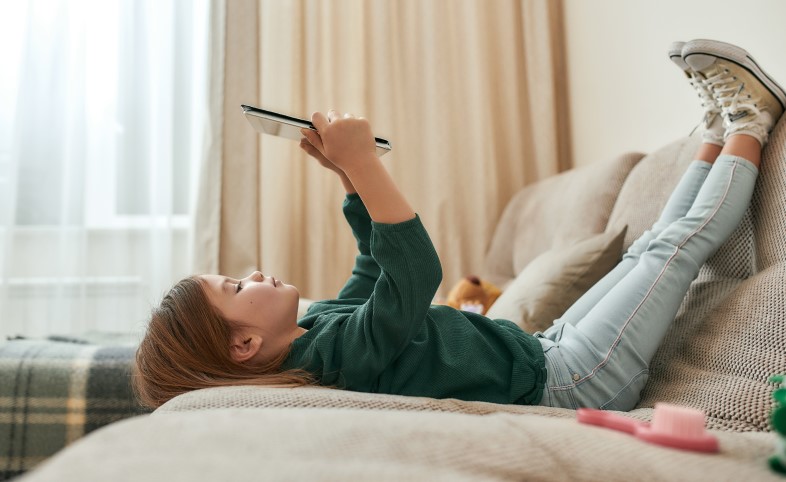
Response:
[669,41,724,146]
[683,39,786,147]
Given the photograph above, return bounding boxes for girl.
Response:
[133,39,785,411]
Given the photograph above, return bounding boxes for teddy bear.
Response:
[445,275,502,315]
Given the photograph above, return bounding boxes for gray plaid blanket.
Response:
[0,334,150,480]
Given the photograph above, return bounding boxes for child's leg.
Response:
[539,152,757,410]
[547,156,713,333]
[543,42,728,334]
[538,38,784,410]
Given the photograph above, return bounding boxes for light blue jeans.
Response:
[536,155,758,411]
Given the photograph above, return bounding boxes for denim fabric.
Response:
[536,156,759,410]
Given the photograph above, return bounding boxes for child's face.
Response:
[199,272,300,339]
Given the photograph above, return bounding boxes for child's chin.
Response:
[287,284,300,297]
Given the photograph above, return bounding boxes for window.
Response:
[1,0,211,338]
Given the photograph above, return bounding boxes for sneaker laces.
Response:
[689,72,721,127]
[704,63,764,121]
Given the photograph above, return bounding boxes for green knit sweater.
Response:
[282,194,546,405]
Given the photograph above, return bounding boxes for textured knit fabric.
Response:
[282,194,547,406]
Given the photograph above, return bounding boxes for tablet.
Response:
[241,104,392,156]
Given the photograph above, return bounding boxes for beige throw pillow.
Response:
[485,225,627,333]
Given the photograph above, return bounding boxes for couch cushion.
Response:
[17,407,781,482]
[753,117,786,267]
[639,264,786,430]
[606,118,786,431]
[485,224,627,333]
[482,151,643,288]
[156,385,572,417]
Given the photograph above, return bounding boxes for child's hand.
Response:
[307,109,414,224]
[310,110,378,173]
[300,127,357,194]
[299,130,342,175]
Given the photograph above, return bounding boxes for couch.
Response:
[13,121,786,481]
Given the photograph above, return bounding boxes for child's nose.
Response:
[246,271,264,282]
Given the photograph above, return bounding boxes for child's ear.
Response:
[229,334,263,363]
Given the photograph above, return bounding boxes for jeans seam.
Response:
[549,246,677,390]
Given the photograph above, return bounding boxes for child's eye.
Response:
[236,281,243,293]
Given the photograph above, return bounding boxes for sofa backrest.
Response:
[607,117,786,431]
[482,151,643,289]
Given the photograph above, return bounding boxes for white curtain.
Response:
[0,0,216,339]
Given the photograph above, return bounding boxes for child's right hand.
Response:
[309,110,378,173]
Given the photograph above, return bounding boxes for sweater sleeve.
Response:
[336,194,382,300]
[339,215,443,384]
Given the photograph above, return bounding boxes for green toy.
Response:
[771,375,786,475]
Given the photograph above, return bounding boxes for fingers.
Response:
[314,109,358,126]
[299,137,313,153]
[329,110,355,120]
[300,133,332,165]
[300,137,339,174]
[300,136,327,159]
[311,111,329,132]
[300,128,324,152]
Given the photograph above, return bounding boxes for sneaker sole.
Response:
[668,41,688,71]
[683,39,786,111]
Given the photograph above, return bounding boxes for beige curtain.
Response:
[195,0,571,301]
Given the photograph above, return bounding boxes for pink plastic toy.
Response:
[577,403,719,453]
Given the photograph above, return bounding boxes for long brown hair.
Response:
[133,276,313,409]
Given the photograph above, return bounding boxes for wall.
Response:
[563,0,786,166]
